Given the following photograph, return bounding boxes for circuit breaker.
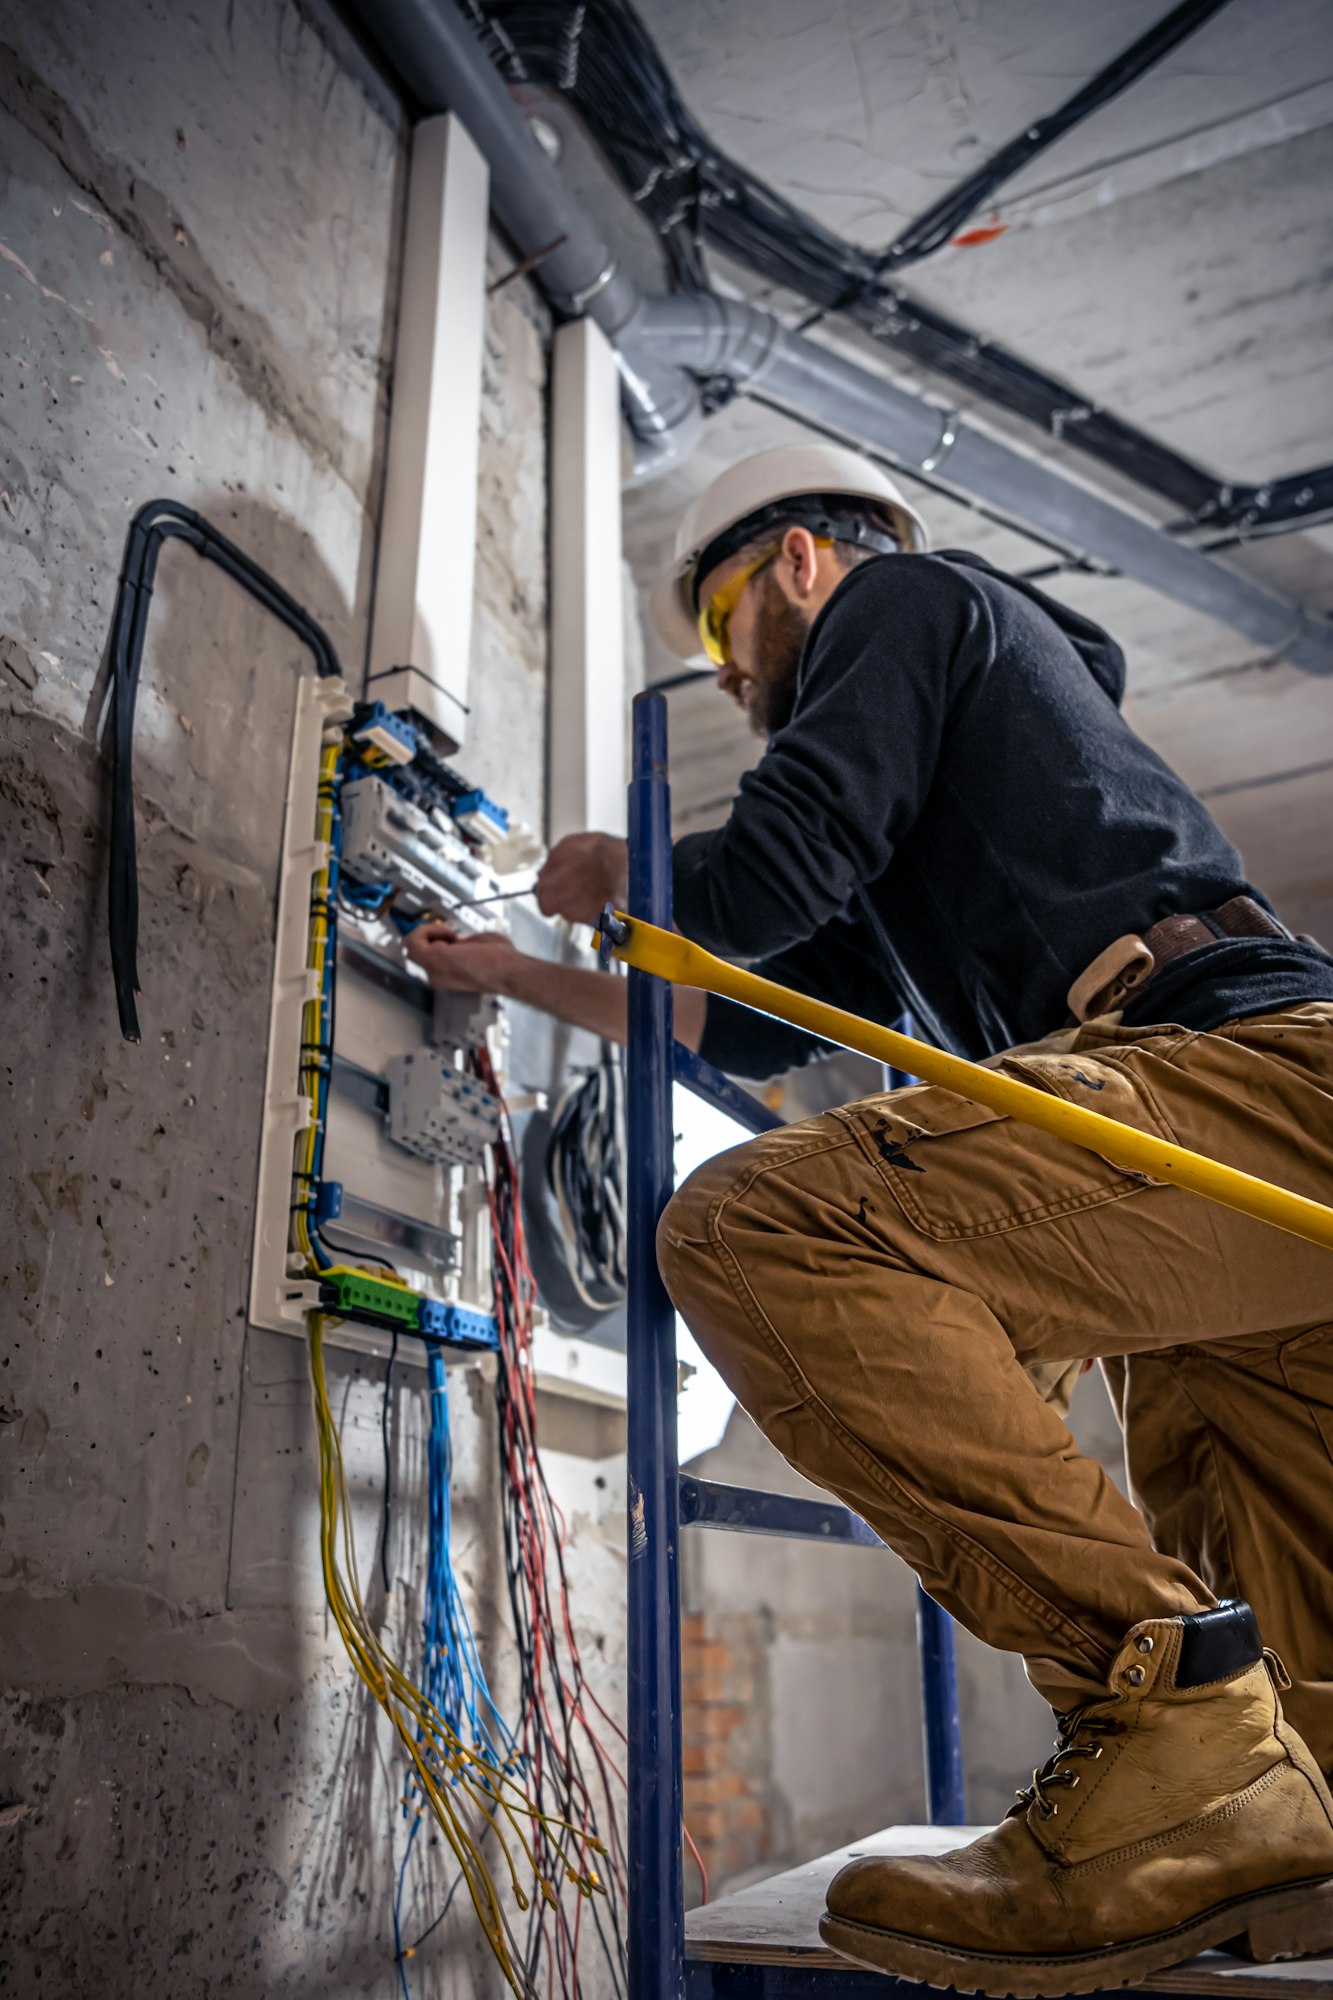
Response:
[384,1053,502,1166]
[249,681,623,1363]
[340,774,505,929]
[248,687,501,1343]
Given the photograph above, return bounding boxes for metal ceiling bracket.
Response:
[920,410,960,475]
[566,258,618,313]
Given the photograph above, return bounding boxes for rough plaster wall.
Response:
[0,3,625,1994]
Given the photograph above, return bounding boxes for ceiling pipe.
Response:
[340,0,702,471]
[628,296,1333,676]
[346,0,1333,676]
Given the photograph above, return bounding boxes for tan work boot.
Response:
[820,1602,1333,1996]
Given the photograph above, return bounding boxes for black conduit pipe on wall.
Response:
[104,500,343,1042]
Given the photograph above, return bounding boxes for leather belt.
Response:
[1067,895,1296,1023]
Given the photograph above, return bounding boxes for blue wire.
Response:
[319,742,519,1977]
[392,1350,522,1975]
[422,1348,521,1766]
[342,877,395,912]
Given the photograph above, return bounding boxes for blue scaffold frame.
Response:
[623,690,966,1999]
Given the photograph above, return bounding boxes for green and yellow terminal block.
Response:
[317,1264,500,1351]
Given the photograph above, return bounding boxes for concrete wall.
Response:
[0,4,627,1994]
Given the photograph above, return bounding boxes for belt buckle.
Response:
[1067,934,1156,1023]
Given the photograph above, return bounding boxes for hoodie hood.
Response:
[937,549,1127,706]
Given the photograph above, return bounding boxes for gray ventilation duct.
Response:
[343,0,701,468]
[345,0,1333,676]
[624,296,1333,675]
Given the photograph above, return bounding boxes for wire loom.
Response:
[477,1041,633,1988]
[308,1313,601,1989]
[292,730,627,1995]
[391,1342,526,1985]
[465,0,1333,539]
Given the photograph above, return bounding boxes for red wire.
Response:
[684,1826,710,1906]
[476,1056,632,1985]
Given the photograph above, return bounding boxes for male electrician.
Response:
[408,444,1333,1992]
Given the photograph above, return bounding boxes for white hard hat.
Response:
[649,442,930,663]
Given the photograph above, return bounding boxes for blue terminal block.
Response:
[314,1179,344,1226]
[451,786,509,844]
[417,1299,500,1353]
[351,701,418,767]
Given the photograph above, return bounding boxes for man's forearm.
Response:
[496,952,706,1050]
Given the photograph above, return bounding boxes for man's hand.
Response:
[404,921,523,995]
[535,832,629,928]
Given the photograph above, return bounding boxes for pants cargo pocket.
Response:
[1279,1325,1333,1467]
[833,1051,1179,1243]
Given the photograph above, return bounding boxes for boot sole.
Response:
[818,1872,1333,1997]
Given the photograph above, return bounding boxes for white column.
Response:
[548,317,627,840]
[367,114,489,752]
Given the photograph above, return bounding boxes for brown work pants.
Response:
[658,1003,1333,1769]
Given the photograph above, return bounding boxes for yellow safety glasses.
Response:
[695,537,833,667]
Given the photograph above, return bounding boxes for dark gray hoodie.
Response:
[675,551,1333,1075]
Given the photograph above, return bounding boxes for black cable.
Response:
[1176,461,1333,537]
[795,0,1238,334]
[380,1325,400,1594]
[398,1866,464,1964]
[867,0,1234,281]
[466,0,1327,532]
[102,499,343,1042]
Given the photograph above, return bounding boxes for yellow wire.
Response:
[308,1317,605,1994]
[286,744,604,1996]
[290,742,339,1267]
[598,912,1333,1255]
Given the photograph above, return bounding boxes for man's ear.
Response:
[777,524,821,600]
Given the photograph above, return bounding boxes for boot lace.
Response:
[1013,1708,1123,1820]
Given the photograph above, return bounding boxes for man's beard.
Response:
[747,574,810,739]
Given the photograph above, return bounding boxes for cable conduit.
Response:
[351,0,1333,674]
[341,0,700,470]
[625,295,1333,676]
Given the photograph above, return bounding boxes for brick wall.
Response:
[682,1608,783,1902]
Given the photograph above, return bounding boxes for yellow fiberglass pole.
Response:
[597,911,1333,1255]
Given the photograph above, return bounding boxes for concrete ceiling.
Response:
[618,0,1333,941]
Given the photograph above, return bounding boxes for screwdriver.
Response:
[394,881,537,932]
[445,880,536,912]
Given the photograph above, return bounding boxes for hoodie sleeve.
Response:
[697,913,907,1081]
[673,557,987,959]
